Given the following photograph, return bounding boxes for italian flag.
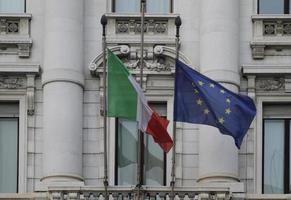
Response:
[107,49,173,153]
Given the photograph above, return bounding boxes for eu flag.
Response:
[174,59,256,148]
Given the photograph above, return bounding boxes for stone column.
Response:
[41,0,84,185]
[198,0,240,182]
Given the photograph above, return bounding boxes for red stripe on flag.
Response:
[146,111,173,153]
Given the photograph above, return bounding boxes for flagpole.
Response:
[101,14,109,200]
[171,16,181,200]
[137,0,146,198]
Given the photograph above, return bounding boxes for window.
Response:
[0,0,25,13]
[115,103,166,186]
[0,102,19,193]
[113,0,172,14]
[258,0,291,14]
[263,104,291,194]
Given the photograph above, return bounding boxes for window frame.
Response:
[108,98,174,186]
[0,116,19,192]
[112,0,173,13]
[262,118,290,194]
[258,0,290,14]
[256,96,291,194]
[114,116,167,186]
[0,96,27,192]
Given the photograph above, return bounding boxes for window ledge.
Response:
[0,13,32,18]
[242,64,291,75]
[106,13,178,19]
[252,14,291,21]
[0,63,40,74]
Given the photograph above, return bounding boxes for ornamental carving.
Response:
[0,77,25,89]
[263,21,291,36]
[116,19,167,34]
[0,18,19,34]
[256,78,285,91]
[123,57,172,72]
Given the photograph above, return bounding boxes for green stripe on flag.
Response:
[107,49,137,120]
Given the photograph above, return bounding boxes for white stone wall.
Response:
[82,0,106,185]
[239,0,256,194]
[0,0,276,194]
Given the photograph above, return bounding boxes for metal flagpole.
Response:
[137,0,146,199]
[101,14,109,200]
[171,16,182,200]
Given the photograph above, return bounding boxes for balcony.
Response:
[0,13,32,58]
[2,186,291,199]
[251,15,291,59]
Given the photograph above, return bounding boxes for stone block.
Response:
[183,154,198,168]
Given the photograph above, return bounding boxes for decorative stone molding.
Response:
[256,78,285,91]
[0,63,40,115]
[116,18,168,34]
[0,14,32,58]
[241,65,291,94]
[251,15,291,59]
[106,13,177,45]
[0,76,25,89]
[47,186,232,200]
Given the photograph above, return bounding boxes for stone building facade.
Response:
[0,0,289,199]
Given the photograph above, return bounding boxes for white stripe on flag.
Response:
[128,75,153,132]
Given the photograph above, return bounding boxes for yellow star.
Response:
[196,99,203,105]
[225,108,231,114]
[194,89,199,94]
[198,81,204,86]
[218,117,225,124]
[220,89,225,94]
[226,98,231,103]
[203,108,209,114]
[209,83,215,88]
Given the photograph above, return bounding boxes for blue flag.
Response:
[174,59,256,148]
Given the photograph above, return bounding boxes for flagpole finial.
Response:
[101,15,107,37]
[141,0,146,3]
[100,14,108,26]
[175,16,182,38]
[175,16,182,27]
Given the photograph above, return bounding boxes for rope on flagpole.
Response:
[101,14,109,200]
[171,16,182,200]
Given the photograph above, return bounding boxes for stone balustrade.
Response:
[251,15,291,59]
[47,186,231,200]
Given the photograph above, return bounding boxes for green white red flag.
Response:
[107,49,173,153]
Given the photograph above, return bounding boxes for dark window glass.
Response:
[115,103,167,186]
[0,0,25,13]
[0,102,19,193]
[113,0,172,13]
[259,0,287,14]
[263,119,284,193]
[263,114,291,194]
